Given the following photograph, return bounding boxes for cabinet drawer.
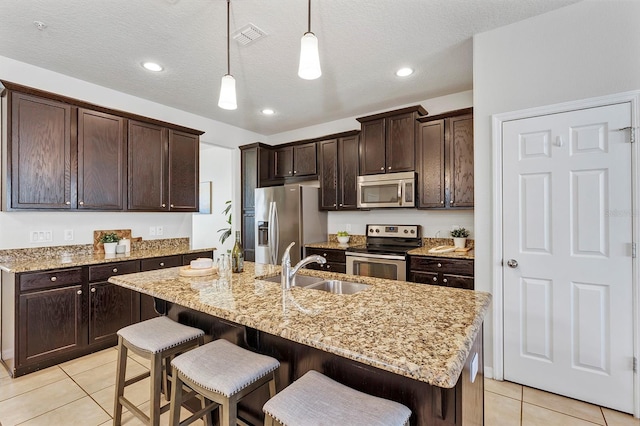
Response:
[183,251,214,265]
[141,255,182,271]
[410,256,474,276]
[305,247,346,264]
[19,268,83,292]
[305,262,346,274]
[88,261,140,282]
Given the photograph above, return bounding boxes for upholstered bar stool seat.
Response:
[263,370,411,426]
[114,316,205,426]
[169,339,280,426]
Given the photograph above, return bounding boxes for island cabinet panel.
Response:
[358,106,427,176]
[140,255,182,321]
[127,120,168,211]
[416,109,473,209]
[77,108,126,210]
[409,256,474,290]
[304,247,346,274]
[168,130,199,211]
[319,135,359,211]
[9,92,73,209]
[87,261,140,346]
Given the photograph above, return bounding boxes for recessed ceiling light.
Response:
[261,108,275,116]
[142,62,163,72]
[395,67,414,77]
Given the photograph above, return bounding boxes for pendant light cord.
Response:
[226,0,230,75]
[307,0,311,33]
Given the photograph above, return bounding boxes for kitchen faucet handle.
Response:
[282,242,296,264]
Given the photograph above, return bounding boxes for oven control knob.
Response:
[410,229,415,234]
[369,229,374,233]
[375,229,380,233]
[404,229,408,234]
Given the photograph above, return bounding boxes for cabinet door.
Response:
[386,113,416,172]
[168,130,199,212]
[417,120,445,208]
[242,211,255,262]
[10,93,73,209]
[274,146,293,178]
[88,282,136,345]
[128,120,168,211]
[409,271,439,285]
[442,273,474,290]
[241,147,258,210]
[293,143,317,176]
[339,135,359,210]
[77,108,126,210]
[319,139,338,210]
[140,255,182,271]
[447,114,474,208]
[18,285,84,365]
[359,119,386,175]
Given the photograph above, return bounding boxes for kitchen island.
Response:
[109,262,491,425]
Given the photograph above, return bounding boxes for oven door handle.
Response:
[345,252,406,261]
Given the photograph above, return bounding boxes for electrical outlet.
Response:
[149,226,156,236]
[30,231,38,243]
[64,229,74,241]
[156,226,163,236]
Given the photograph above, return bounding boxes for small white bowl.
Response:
[337,236,350,244]
[190,258,213,269]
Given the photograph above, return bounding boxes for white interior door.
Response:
[502,102,634,412]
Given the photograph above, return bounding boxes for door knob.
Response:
[506,259,519,268]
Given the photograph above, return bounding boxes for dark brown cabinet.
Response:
[87,261,140,346]
[304,247,346,274]
[78,108,126,210]
[1,81,202,213]
[357,106,427,175]
[416,108,474,209]
[319,134,359,210]
[409,256,474,290]
[274,142,317,178]
[8,92,73,209]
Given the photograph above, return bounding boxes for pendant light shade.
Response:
[298,0,321,80]
[218,74,237,110]
[218,0,237,110]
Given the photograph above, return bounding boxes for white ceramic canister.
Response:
[119,238,131,253]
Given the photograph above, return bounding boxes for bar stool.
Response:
[168,339,280,426]
[114,316,205,426]
[262,370,411,426]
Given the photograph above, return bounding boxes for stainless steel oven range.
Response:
[346,224,422,281]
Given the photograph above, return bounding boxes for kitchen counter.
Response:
[109,261,490,389]
[0,245,216,273]
[307,237,475,259]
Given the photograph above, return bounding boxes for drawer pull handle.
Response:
[113,268,118,273]
[327,265,331,269]
[65,201,71,205]
[323,253,327,257]
[443,278,448,283]
[160,262,165,267]
[432,276,438,282]
[162,203,166,208]
[437,263,442,268]
[170,204,174,208]
[91,288,96,293]
[50,276,57,282]
[77,290,82,295]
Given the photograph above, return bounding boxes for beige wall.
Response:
[473,0,640,373]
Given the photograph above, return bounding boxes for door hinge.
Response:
[633,243,637,258]
[634,357,637,373]
[616,126,636,143]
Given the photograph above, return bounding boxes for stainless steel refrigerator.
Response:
[255,184,327,265]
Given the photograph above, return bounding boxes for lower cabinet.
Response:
[2,250,214,377]
[409,256,474,290]
[304,247,346,274]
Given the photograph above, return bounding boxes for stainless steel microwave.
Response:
[357,172,416,208]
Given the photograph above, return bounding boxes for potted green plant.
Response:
[336,231,350,244]
[450,227,470,248]
[100,232,120,254]
[217,200,232,245]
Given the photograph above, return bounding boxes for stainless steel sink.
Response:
[259,275,370,294]
[304,280,370,294]
[260,274,323,287]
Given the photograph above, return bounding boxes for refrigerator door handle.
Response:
[268,201,275,264]
[272,202,280,264]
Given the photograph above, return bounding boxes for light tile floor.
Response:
[1,349,638,425]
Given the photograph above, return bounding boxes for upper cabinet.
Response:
[357,105,427,175]
[318,133,359,210]
[416,108,474,209]
[1,81,202,212]
[274,142,317,178]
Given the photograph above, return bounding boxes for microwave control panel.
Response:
[366,225,420,238]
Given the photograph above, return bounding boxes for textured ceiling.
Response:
[0,0,580,135]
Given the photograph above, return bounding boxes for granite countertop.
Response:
[0,246,216,273]
[408,245,475,260]
[108,262,491,388]
[305,241,363,250]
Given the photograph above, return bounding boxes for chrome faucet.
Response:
[281,242,326,290]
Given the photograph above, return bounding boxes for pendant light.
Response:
[218,0,237,110]
[298,0,321,80]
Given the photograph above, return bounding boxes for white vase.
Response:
[337,236,350,244]
[453,237,466,248]
[103,242,118,254]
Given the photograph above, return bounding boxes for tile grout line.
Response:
[521,401,606,426]
[58,363,114,422]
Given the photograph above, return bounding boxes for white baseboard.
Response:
[484,366,494,380]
